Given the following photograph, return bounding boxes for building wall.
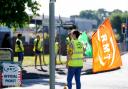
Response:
[71,17,97,32]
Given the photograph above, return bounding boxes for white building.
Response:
[70,17,97,32]
[31,15,97,32]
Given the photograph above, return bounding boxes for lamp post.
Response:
[49,0,56,89]
[42,14,46,65]
[126,17,128,51]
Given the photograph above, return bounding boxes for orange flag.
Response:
[92,18,122,73]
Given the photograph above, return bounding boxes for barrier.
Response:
[0,48,13,61]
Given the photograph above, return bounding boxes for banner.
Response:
[92,18,122,73]
[78,32,92,57]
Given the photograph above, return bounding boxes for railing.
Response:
[0,48,13,61]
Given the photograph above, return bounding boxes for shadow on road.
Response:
[81,67,121,75]
[22,70,49,79]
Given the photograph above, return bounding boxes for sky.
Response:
[36,0,128,17]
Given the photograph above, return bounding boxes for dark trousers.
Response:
[18,52,24,65]
[67,67,82,89]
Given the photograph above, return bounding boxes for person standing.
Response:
[15,33,24,66]
[66,30,84,89]
[55,41,59,65]
[33,35,44,70]
[66,32,73,66]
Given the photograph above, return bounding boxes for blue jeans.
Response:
[18,52,24,65]
[67,67,82,89]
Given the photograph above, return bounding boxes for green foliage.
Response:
[14,55,66,66]
[110,12,122,36]
[78,9,128,41]
[110,10,128,41]
[80,10,98,20]
[0,0,40,28]
[79,8,110,25]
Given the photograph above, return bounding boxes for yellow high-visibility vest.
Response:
[66,37,70,45]
[66,37,72,55]
[33,38,42,52]
[55,42,59,54]
[66,37,69,50]
[15,38,24,52]
[68,40,83,67]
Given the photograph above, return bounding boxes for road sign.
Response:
[1,62,22,87]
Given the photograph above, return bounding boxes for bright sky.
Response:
[36,0,128,17]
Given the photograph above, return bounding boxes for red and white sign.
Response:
[2,62,22,87]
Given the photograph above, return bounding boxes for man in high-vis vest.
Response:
[66,30,85,89]
[55,41,59,64]
[15,33,24,66]
[33,35,44,70]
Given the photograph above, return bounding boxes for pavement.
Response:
[21,56,92,80]
[4,53,128,89]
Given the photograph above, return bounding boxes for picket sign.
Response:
[1,62,22,87]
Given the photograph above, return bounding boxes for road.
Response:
[5,53,128,89]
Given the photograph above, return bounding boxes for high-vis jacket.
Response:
[33,38,42,52]
[15,38,24,52]
[55,42,59,54]
[68,39,83,67]
[66,37,72,55]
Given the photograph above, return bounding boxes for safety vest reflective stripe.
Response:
[55,42,58,54]
[15,39,24,52]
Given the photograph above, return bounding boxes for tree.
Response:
[112,9,123,14]
[79,10,100,26]
[80,10,98,20]
[0,0,40,28]
[109,10,128,42]
[96,9,110,24]
[79,9,110,26]
[110,14,122,36]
